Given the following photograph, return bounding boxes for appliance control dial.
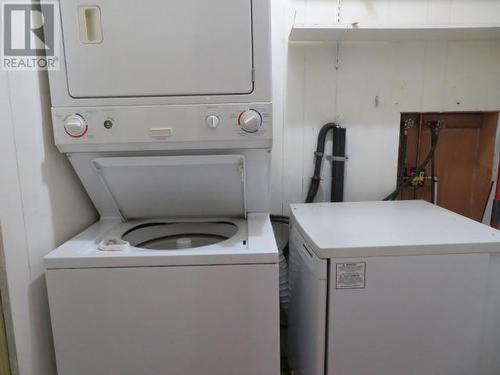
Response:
[238,109,262,133]
[206,115,220,129]
[64,114,87,137]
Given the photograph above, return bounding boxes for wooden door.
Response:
[398,112,498,222]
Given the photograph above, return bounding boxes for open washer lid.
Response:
[91,155,246,220]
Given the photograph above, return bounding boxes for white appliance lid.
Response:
[290,200,500,258]
[92,155,246,219]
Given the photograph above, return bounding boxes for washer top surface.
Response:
[45,213,278,269]
[290,200,500,259]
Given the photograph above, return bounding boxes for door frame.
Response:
[0,226,13,375]
[0,291,11,375]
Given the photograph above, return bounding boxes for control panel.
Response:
[52,103,272,151]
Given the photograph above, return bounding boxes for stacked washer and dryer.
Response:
[43,1,279,375]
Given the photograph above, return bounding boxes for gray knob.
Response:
[64,114,87,137]
[238,110,262,133]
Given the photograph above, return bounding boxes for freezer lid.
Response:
[91,155,246,219]
[290,201,500,258]
[60,0,254,98]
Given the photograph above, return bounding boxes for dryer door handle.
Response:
[79,6,103,44]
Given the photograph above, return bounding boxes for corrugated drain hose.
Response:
[273,122,341,321]
[306,123,340,203]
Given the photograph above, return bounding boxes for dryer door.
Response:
[60,0,254,98]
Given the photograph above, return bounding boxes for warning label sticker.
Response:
[336,262,366,289]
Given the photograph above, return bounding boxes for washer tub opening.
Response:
[122,222,239,250]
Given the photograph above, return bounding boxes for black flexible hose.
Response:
[270,215,290,225]
[431,151,436,203]
[273,123,344,255]
[384,124,441,201]
[305,123,340,203]
[397,120,410,189]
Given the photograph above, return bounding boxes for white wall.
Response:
[270,0,500,215]
[295,0,500,25]
[0,69,98,375]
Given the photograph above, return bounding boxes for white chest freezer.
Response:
[288,201,500,375]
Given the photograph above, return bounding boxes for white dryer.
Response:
[42,0,279,374]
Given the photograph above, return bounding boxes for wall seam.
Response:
[2,72,28,375]
[6,74,33,280]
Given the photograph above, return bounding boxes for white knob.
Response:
[64,114,87,137]
[206,115,220,129]
[238,109,262,133]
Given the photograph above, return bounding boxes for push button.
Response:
[206,115,220,129]
[149,128,173,138]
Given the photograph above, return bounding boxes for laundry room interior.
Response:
[1,1,500,375]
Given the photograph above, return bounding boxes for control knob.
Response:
[64,114,87,137]
[238,109,262,133]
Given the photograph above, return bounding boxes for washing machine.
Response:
[43,0,279,374]
[288,200,500,375]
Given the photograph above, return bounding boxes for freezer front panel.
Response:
[328,253,490,375]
